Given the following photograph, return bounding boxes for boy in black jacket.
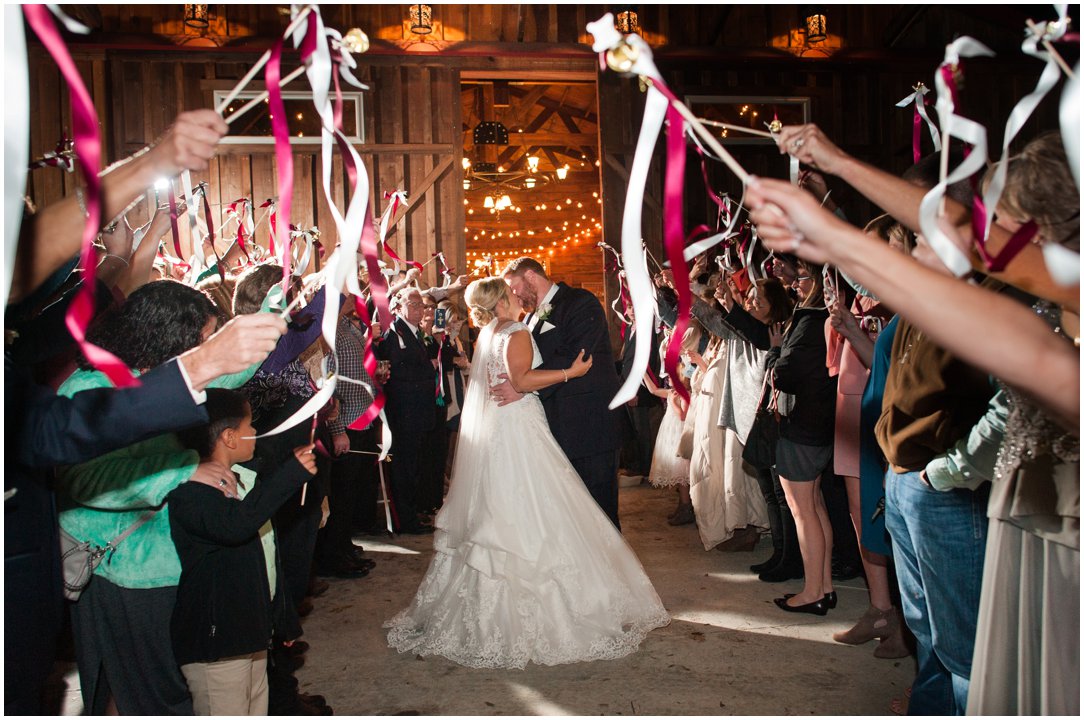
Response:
[169,389,316,715]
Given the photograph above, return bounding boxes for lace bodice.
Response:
[487,320,542,385]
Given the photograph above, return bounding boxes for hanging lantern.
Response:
[484,196,495,209]
[184,4,209,29]
[527,155,539,173]
[463,179,471,191]
[804,6,827,43]
[409,4,433,35]
[525,177,537,189]
[615,7,640,35]
[556,164,569,180]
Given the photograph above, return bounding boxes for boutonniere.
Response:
[536,303,554,322]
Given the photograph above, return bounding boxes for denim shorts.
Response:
[775,437,833,481]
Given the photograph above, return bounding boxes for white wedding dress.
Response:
[385,320,670,669]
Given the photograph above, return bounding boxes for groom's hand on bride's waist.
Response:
[491,374,525,406]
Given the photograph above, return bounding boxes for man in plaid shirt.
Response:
[316,302,378,578]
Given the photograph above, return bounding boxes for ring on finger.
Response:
[218,479,227,487]
[792,138,805,150]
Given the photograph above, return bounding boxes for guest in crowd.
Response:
[764,261,838,615]
[170,389,316,715]
[54,281,257,714]
[376,287,438,535]
[316,299,378,578]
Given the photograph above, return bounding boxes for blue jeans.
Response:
[885,468,988,715]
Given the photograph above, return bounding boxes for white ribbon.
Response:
[682,189,745,261]
[587,14,669,410]
[895,82,942,154]
[918,36,995,277]
[379,190,409,244]
[179,170,206,272]
[1060,62,1080,189]
[4,5,29,304]
[254,374,337,439]
[980,8,1068,245]
[45,4,90,34]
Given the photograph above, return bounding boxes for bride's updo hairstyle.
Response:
[465,277,509,328]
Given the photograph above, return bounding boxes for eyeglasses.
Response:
[404,301,424,308]
[795,275,813,282]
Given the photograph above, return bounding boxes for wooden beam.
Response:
[882,6,928,48]
[389,155,454,226]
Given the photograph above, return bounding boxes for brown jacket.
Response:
[875,319,994,472]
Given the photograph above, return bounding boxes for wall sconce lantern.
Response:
[409,4,433,35]
[803,6,827,43]
[615,7,640,35]
[184,4,209,29]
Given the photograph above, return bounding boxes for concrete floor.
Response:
[294,484,916,716]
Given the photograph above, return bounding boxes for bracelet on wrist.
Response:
[562,368,568,383]
[103,253,129,266]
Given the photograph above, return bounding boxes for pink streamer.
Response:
[23,6,136,388]
[662,102,691,405]
[266,34,294,289]
[912,101,924,164]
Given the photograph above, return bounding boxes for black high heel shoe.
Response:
[784,591,837,609]
[774,596,828,616]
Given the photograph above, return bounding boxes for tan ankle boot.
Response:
[873,608,910,658]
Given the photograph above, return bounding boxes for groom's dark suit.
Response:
[528,283,622,528]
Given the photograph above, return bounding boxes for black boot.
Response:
[751,467,786,574]
[759,500,803,582]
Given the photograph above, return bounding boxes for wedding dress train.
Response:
[385,320,669,669]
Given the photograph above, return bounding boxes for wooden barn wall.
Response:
[25,4,1075,339]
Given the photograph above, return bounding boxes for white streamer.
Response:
[587,13,669,410]
[895,82,942,154]
[45,4,90,34]
[980,7,1069,245]
[4,5,29,304]
[179,170,206,272]
[918,36,995,277]
[1060,62,1079,188]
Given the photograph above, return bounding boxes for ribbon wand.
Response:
[300,413,318,506]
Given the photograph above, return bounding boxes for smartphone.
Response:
[434,308,447,331]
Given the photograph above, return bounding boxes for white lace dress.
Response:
[385,320,670,669]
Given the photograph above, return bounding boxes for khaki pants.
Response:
[181,651,268,715]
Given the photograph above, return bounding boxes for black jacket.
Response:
[530,283,621,459]
[375,317,437,434]
[168,457,310,665]
[766,307,837,446]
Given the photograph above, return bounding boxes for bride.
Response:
[385,277,670,669]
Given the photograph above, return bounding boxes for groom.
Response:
[495,258,623,529]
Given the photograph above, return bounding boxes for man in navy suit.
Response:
[497,258,622,529]
[375,288,437,534]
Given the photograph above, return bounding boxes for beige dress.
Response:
[967,303,1080,715]
[688,338,768,549]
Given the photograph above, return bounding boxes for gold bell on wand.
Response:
[606,38,640,75]
[342,28,370,54]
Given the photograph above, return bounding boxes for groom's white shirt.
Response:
[527,283,559,332]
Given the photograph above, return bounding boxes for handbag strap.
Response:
[105,509,159,553]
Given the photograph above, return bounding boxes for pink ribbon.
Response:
[911,99,925,164]
[661,102,691,405]
[380,191,423,272]
[23,6,135,388]
[166,181,185,262]
[266,34,294,289]
[227,199,254,263]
